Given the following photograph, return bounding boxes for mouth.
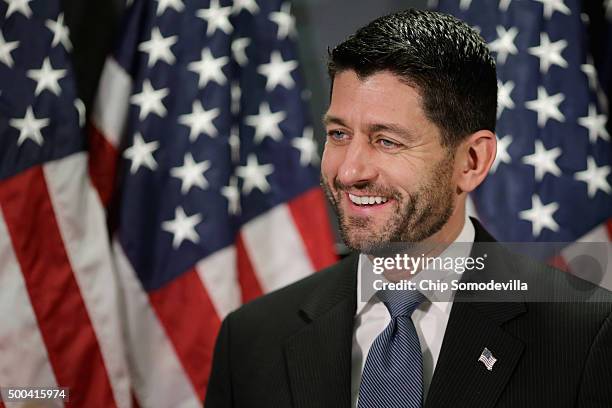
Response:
[344,192,394,214]
[347,193,389,206]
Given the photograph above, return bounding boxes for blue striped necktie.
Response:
[357,289,426,408]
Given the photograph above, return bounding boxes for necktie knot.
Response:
[377,289,425,318]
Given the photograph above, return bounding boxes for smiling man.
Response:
[205,9,612,408]
[320,70,476,252]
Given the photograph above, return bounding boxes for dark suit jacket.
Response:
[205,220,612,407]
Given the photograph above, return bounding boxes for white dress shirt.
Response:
[351,216,475,407]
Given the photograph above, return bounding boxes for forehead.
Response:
[326,70,433,132]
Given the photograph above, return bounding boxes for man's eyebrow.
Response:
[322,114,347,127]
[368,123,416,142]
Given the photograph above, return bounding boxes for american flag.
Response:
[478,347,497,371]
[433,1,612,259]
[0,0,131,406]
[89,0,337,405]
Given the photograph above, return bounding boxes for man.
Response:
[205,9,612,407]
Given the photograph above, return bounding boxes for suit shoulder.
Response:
[505,251,612,323]
[229,254,356,324]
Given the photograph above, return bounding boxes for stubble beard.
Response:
[321,155,456,254]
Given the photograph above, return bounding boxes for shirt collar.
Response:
[356,214,475,316]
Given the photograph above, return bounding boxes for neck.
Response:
[424,200,467,246]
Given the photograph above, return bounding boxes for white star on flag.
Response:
[578,104,609,144]
[528,33,568,74]
[522,139,562,181]
[156,0,184,16]
[257,51,298,91]
[232,0,259,15]
[605,0,612,21]
[188,48,228,88]
[45,13,72,51]
[231,38,251,66]
[534,0,571,19]
[123,133,159,174]
[497,80,515,118]
[581,61,599,90]
[0,32,19,68]
[491,134,513,172]
[525,86,565,128]
[130,79,169,121]
[574,157,611,198]
[26,57,67,96]
[9,106,49,146]
[231,81,241,115]
[197,0,233,36]
[489,26,519,64]
[499,0,512,11]
[138,27,177,67]
[292,127,320,166]
[221,176,241,215]
[229,125,241,163]
[162,207,203,249]
[269,2,296,40]
[178,100,220,141]
[170,153,211,194]
[459,0,472,11]
[245,102,286,144]
[75,98,86,128]
[519,195,560,237]
[4,0,32,18]
[236,154,275,194]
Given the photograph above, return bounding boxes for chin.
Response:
[340,226,389,254]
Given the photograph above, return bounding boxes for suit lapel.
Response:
[426,219,526,408]
[425,301,525,408]
[284,254,358,408]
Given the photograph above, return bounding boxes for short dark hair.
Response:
[327,9,497,147]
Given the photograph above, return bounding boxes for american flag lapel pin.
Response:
[478,347,497,371]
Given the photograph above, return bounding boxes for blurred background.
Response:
[1,0,610,407]
[64,0,427,143]
[63,0,430,252]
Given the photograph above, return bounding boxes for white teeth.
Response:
[348,193,389,206]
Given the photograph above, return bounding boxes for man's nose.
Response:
[337,138,378,187]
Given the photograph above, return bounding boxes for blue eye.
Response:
[327,130,347,140]
[378,138,399,148]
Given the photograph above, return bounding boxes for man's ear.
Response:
[455,130,497,193]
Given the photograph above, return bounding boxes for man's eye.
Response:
[327,130,347,140]
[377,138,399,148]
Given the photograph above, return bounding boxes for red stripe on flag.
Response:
[132,389,141,408]
[288,188,338,270]
[548,253,570,273]
[88,123,119,208]
[606,218,612,240]
[236,233,264,303]
[0,166,117,407]
[148,267,221,399]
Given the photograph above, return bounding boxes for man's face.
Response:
[321,70,458,253]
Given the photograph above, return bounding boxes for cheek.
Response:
[382,159,423,192]
[321,146,341,177]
